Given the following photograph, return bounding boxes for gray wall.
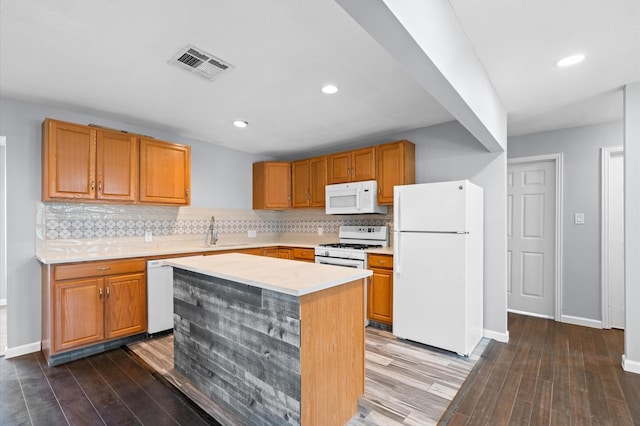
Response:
[0,97,266,352]
[0,96,509,351]
[508,120,623,321]
[369,121,508,339]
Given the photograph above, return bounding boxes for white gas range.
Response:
[314,225,389,269]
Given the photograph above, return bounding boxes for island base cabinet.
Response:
[300,280,365,425]
[173,268,364,426]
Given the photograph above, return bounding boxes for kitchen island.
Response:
[163,253,372,426]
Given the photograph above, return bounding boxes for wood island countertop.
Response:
[163,253,372,296]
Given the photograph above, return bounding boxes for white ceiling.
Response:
[1,1,638,156]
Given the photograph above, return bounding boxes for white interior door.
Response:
[507,160,556,318]
[602,147,625,329]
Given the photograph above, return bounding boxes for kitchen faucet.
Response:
[205,215,218,246]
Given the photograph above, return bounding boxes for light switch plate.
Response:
[248,230,257,238]
[317,227,323,236]
[144,230,153,242]
[574,213,585,225]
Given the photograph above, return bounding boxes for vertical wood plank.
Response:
[300,279,364,426]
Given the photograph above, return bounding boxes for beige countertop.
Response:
[36,242,317,264]
[164,253,372,296]
[36,240,393,264]
[366,247,393,255]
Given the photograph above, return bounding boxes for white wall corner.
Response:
[624,81,640,373]
[560,315,603,329]
[4,341,41,359]
[622,355,640,375]
[484,328,509,343]
[336,0,507,153]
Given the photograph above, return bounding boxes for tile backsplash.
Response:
[37,202,392,242]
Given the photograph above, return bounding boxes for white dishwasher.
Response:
[146,260,174,334]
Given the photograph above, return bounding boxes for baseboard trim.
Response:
[622,355,640,375]
[561,315,603,329]
[5,341,41,359]
[483,328,509,343]
[507,308,554,320]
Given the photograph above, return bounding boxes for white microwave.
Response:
[325,180,388,215]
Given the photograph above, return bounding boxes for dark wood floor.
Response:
[441,313,640,425]
[2,313,639,425]
[0,346,217,425]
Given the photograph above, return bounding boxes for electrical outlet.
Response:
[317,227,323,236]
[248,230,257,238]
[144,229,153,242]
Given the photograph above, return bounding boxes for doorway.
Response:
[507,154,563,320]
[601,146,625,329]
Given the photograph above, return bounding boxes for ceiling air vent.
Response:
[168,44,232,82]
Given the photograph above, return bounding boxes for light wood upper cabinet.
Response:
[43,118,137,202]
[253,162,291,209]
[43,118,191,206]
[327,146,376,184]
[376,140,416,205]
[139,138,191,205]
[96,130,138,202]
[292,156,327,208]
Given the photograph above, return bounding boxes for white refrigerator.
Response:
[393,180,483,356]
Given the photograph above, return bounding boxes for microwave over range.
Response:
[325,180,388,215]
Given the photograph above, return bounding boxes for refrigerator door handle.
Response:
[395,232,401,275]
[396,192,401,230]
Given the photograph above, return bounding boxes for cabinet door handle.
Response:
[98,182,102,193]
[106,287,110,297]
[97,267,110,271]
[185,188,189,196]
[99,288,103,299]
[91,181,95,191]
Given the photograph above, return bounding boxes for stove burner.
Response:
[318,243,383,250]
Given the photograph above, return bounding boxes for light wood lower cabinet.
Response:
[278,248,293,259]
[263,246,314,262]
[43,258,147,359]
[292,247,315,262]
[368,253,393,325]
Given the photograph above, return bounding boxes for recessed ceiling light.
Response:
[322,84,338,94]
[555,54,586,68]
[233,120,248,128]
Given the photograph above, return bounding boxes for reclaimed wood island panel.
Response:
[163,253,372,426]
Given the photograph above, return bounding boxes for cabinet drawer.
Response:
[54,258,146,281]
[292,247,315,261]
[368,254,393,269]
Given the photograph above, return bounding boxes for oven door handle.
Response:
[315,256,364,268]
